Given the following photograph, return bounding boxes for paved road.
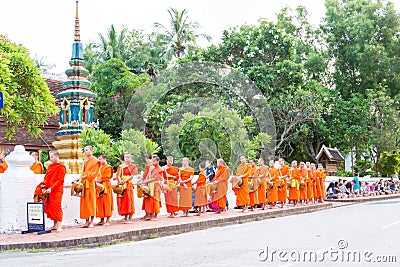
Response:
[1,199,399,267]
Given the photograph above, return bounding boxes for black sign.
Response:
[22,202,51,235]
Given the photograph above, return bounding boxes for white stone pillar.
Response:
[0,145,35,233]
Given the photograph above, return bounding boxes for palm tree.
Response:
[97,24,128,61]
[154,8,211,58]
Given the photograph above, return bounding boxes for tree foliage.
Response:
[80,128,160,169]
[378,152,400,177]
[0,34,58,139]
[154,8,211,58]
[90,58,149,138]
[163,102,270,169]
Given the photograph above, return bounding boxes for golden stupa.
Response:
[52,1,97,174]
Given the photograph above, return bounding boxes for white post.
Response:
[0,145,35,233]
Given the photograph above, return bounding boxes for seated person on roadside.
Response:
[338,182,350,198]
[360,182,370,196]
[344,180,354,196]
[383,181,393,194]
[389,180,398,192]
[352,174,360,196]
[326,182,336,199]
[375,180,384,193]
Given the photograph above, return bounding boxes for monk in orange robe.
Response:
[79,145,100,228]
[318,164,327,201]
[142,155,165,221]
[192,162,207,216]
[163,156,180,218]
[256,158,268,210]
[210,158,230,213]
[305,162,314,205]
[267,160,279,208]
[299,162,308,205]
[117,153,137,223]
[232,156,251,212]
[34,150,66,232]
[139,154,153,220]
[115,154,126,182]
[310,163,319,203]
[278,158,289,208]
[0,151,8,173]
[248,159,259,211]
[30,152,44,174]
[289,160,301,206]
[179,157,194,217]
[96,154,114,226]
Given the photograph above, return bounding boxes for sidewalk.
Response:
[0,202,333,251]
[325,192,400,203]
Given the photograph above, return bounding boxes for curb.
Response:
[325,193,400,203]
[0,203,333,251]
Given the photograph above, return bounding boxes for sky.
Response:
[1,0,399,73]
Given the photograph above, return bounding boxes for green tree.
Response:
[154,8,211,58]
[120,129,161,169]
[163,102,270,169]
[367,88,400,175]
[85,26,170,79]
[324,0,400,99]
[90,58,148,138]
[80,128,160,169]
[185,17,326,157]
[0,34,58,139]
[80,128,119,166]
[378,152,400,177]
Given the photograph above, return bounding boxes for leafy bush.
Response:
[80,128,160,170]
[336,168,352,177]
[378,152,400,177]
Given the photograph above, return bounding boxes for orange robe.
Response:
[96,164,114,218]
[306,169,314,200]
[31,162,44,174]
[142,165,165,214]
[267,167,279,203]
[211,165,230,209]
[300,168,308,201]
[80,157,100,220]
[319,169,327,199]
[117,164,137,216]
[312,169,320,198]
[36,162,66,222]
[249,165,259,206]
[233,163,251,206]
[194,170,207,207]
[0,161,8,173]
[289,168,301,201]
[278,165,289,203]
[256,165,268,204]
[179,167,194,211]
[164,165,179,213]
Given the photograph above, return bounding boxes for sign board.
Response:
[0,92,3,109]
[326,163,338,173]
[22,202,50,235]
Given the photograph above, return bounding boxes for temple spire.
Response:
[74,1,80,42]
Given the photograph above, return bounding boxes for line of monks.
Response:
[232,156,327,212]
[32,146,327,232]
[72,147,232,228]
